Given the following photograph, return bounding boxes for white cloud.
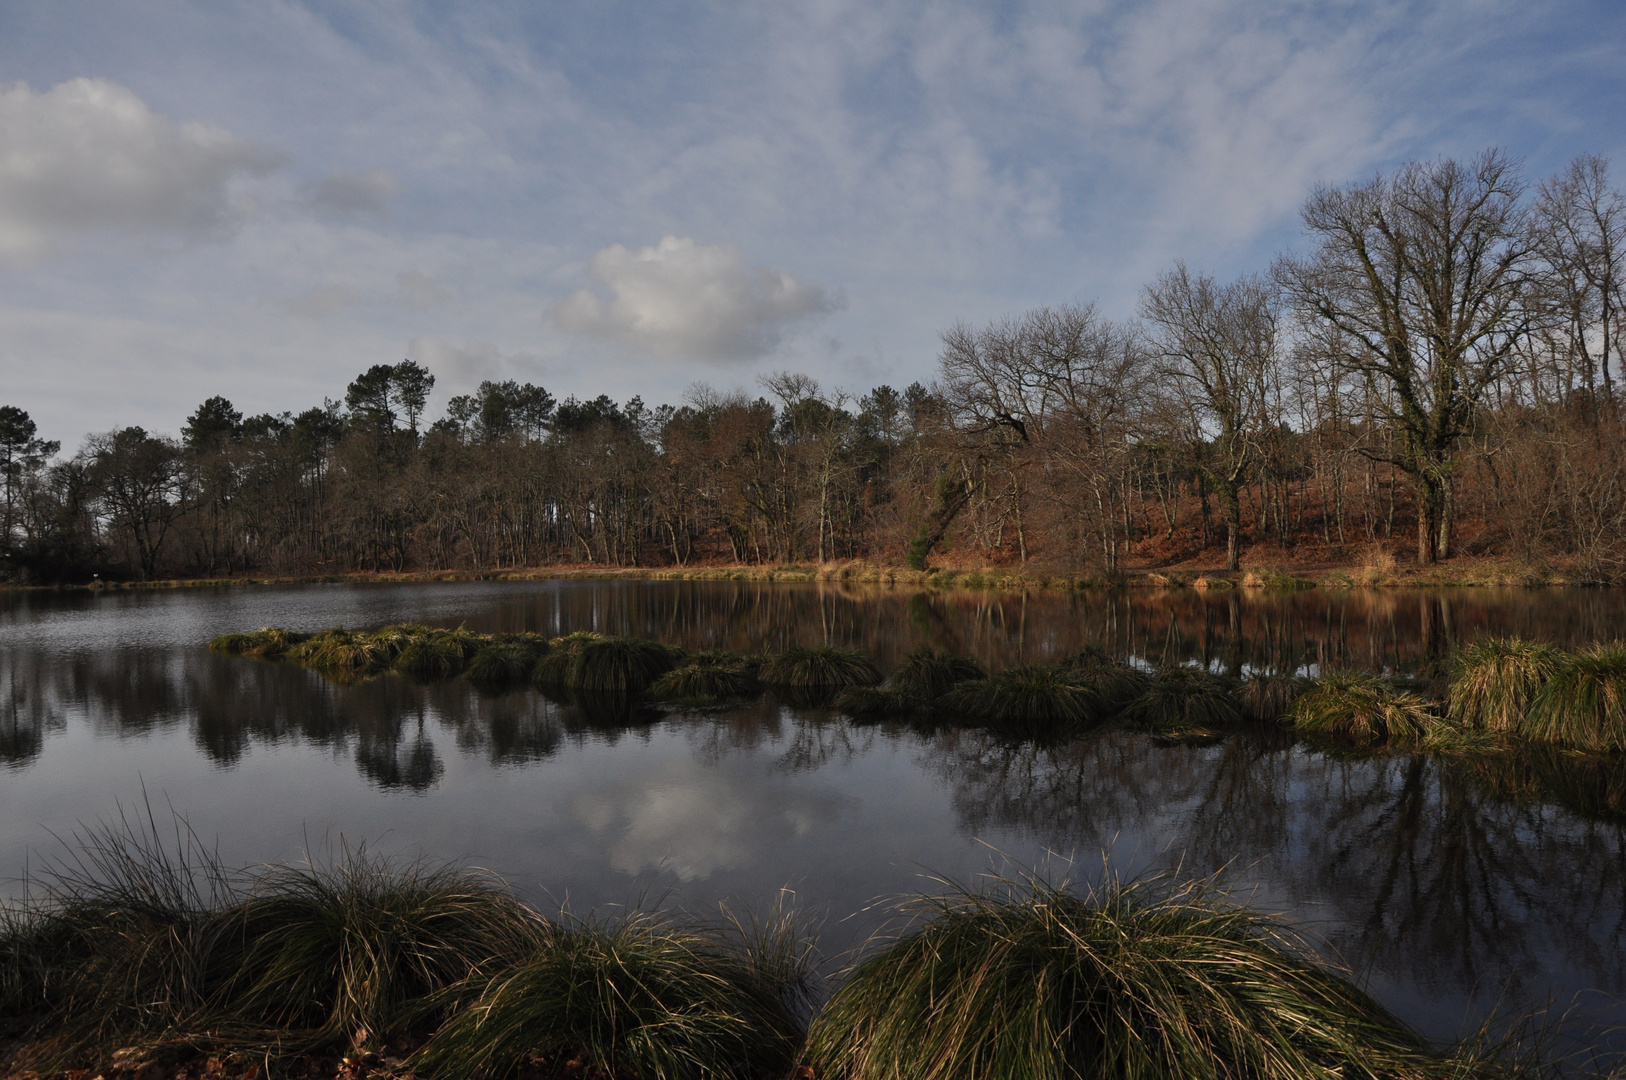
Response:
[0,78,282,265]
[302,169,400,220]
[553,236,839,362]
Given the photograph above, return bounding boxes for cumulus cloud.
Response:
[302,169,400,220]
[553,236,838,362]
[0,78,282,264]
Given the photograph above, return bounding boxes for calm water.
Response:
[2,581,1625,1054]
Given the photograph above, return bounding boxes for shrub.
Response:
[759,646,881,689]
[1448,638,1562,734]
[1529,642,1626,752]
[806,874,1434,1080]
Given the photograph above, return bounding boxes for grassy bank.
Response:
[2,826,1554,1080]
[6,553,1590,595]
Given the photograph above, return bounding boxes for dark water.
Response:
[2,581,1625,1055]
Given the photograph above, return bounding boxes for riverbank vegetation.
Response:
[6,151,1626,588]
[0,823,1567,1080]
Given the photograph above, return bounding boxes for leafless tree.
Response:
[1277,151,1535,563]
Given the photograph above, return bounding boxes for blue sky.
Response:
[1,0,1623,445]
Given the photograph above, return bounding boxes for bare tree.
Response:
[1277,151,1535,563]
[1530,154,1625,410]
[1141,265,1278,570]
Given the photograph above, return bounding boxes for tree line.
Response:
[2,150,1623,585]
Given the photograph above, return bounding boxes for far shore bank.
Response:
[0,556,1597,594]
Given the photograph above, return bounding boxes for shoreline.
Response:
[0,557,1589,594]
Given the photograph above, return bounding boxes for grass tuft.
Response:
[648,651,762,705]
[412,910,805,1080]
[759,646,881,689]
[1121,667,1241,731]
[885,647,985,700]
[1529,641,1626,752]
[1448,638,1562,734]
[463,635,551,688]
[1059,649,1152,713]
[938,666,1103,738]
[806,872,1436,1080]
[1236,673,1310,722]
[1289,671,1436,748]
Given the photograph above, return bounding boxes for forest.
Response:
[2,150,1624,585]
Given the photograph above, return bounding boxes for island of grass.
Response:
[210,625,1626,758]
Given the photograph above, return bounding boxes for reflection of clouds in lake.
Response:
[566,765,846,882]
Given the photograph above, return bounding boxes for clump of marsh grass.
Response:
[463,635,551,688]
[1237,672,1311,722]
[938,665,1102,739]
[288,628,399,677]
[759,646,881,689]
[805,872,1436,1080]
[215,854,549,1050]
[543,636,682,694]
[647,651,761,705]
[1448,637,1562,735]
[412,910,806,1080]
[1529,642,1626,752]
[1120,666,1241,732]
[394,628,483,681]
[886,647,984,700]
[834,685,918,720]
[1289,671,1436,748]
[1059,649,1151,714]
[208,627,311,658]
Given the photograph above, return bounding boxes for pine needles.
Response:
[805,872,1438,1080]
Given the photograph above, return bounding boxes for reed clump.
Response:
[648,650,762,705]
[394,628,484,680]
[463,634,552,688]
[533,633,683,695]
[1237,673,1311,722]
[806,873,1437,1080]
[759,646,881,689]
[836,647,984,719]
[208,626,311,658]
[412,911,806,1080]
[1121,667,1241,732]
[1448,637,1563,734]
[1289,671,1436,748]
[1058,648,1150,714]
[1529,642,1626,753]
[939,665,1103,738]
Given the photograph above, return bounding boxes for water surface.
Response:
[2,581,1623,1055]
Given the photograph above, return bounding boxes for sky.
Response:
[1,0,1623,447]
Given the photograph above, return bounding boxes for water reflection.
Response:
[2,582,1625,1053]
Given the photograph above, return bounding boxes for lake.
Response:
[2,580,1624,1056]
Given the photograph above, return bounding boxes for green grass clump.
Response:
[1448,638,1562,734]
[567,636,682,694]
[208,627,311,658]
[394,629,482,680]
[216,857,548,1049]
[805,874,1435,1080]
[759,646,881,689]
[1236,673,1310,722]
[1121,667,1241,731]
[1529,641,1626,752]
[648,651,761,705]
[412,911,806,1080]
[938,666,1102,738]
[1289,671,1435,748]
[1059,649,1151,713]
[288,628,398,676]
[885,647,984,700]
[463,635,551,688]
